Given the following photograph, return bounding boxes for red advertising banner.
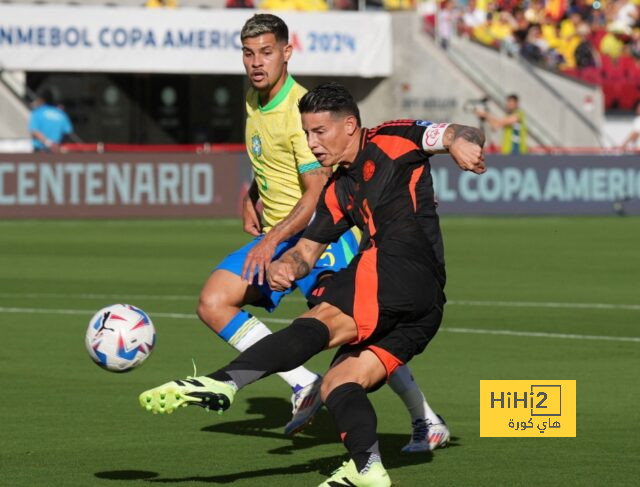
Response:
[0,153,251,218]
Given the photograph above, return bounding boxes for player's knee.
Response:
[196,287,230,328]
[289,317,330,350]
[320,369,365,402]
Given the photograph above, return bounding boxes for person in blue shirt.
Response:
[29,89,73,152]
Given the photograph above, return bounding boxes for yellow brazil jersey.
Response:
[245,74,320,232]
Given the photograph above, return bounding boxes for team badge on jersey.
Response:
[363,160,376,181]
[251,134,262,157]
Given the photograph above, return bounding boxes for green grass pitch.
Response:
[0,217,638,486]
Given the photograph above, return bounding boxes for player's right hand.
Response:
[242,197,262,236]
[266,260,296,292]
[241,236,277,286]
[450,138,486,174]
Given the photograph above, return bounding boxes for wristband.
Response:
[422,123,450,153]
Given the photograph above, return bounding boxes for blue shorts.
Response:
[215,229,360,312]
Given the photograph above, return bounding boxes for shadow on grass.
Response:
[95,470,158,480]
[95,397,461,484]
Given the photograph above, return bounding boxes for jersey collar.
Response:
[345,128,369,174]
[259,74,295,112]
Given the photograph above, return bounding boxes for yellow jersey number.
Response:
[319,244,336,267]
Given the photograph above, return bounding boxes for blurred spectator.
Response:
[609,0,638,35]
[511,7,530,44]
[145,0,178,7]
[461,0,487,37]
[259,0,328,10]
[620,100,640,150]
[574,23,599,67]
[524,0,545,24]
[334,0,358,9]
[383,0,415,9]
[29,90,73,153]
[472,10,517,53]
[226,0,255,7]
[437,0,457,49]
[475,93,528,154]
[600,30,625,59]
[520,24,548,63]
[545,0,567,22]
[560,11,582,39]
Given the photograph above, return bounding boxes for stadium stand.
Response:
[0,0,413,9]
[424,0,640,112]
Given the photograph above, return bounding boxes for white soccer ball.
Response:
[85,304,156,372]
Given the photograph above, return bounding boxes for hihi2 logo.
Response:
[480,380,576,437]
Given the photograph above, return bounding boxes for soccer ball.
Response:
[85,304,156,372]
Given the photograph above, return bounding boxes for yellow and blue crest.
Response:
[251,134,262,157]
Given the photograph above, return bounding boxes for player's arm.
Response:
[267,178,353,291]
[242,179,262,236]
[263,166,332,243]
[267,238,327,291]
[30,130,59,152]
[240,166,331,285]
[475,109,518,130]
[424,123,486,174]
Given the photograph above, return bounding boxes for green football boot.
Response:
[139,376,236,415]
[318,459,391,487]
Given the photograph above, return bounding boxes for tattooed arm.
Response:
[443,124,487,174]
[266,238,328,292]
[265,166,332,242]
[240,166,331,285]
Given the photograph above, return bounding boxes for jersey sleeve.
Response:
[290,103,321,175]
[303,179,353,244]
[371,120,449,154]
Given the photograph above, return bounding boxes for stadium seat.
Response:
[602,80,620,109]
[618,55,638,77]
[578,67,602,85]
[601,55,626,80]
[617,81,640,110]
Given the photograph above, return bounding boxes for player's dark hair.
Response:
[241,14,288,43]
[507,93,519,103]
[298,82,361,127]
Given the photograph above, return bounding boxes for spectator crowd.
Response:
[431,0,640,110]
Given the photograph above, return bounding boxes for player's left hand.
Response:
[241,236,278,286]
[266,260,296,291]
[450,138,486,174]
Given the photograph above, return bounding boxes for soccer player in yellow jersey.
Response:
[195,14,449,450]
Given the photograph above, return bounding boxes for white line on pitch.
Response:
[0,292,197,301]
[1,306,638,343]
[447,299,640,311]
[1,292,639,312]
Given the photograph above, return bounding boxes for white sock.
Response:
[218,310,318,390]
[388,364,440,425]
